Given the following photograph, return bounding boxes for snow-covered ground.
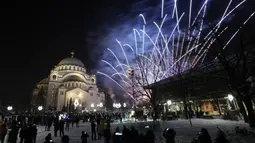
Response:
[4,119,255,143]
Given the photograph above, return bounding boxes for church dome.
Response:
[63,75,84,82]
[58,57,85,68]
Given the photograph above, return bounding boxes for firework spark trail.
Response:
[97,71,135,99]
[116,39,130,66]
[189,0,193,28]
[101,60,131,86]
[156,13,185,65]
[98,0,251,100]
[188,0,247,66]
[106,48,126,73]
[192,26,229,66]
[161,0,164,18]
[151,14,168,62]
[182,0,208,70]
[173,0,180,32]
[214,11,255,60]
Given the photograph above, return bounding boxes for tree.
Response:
[104,92,113,111]
[36,87,46,107]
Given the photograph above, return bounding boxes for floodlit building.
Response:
[32,52,105,112]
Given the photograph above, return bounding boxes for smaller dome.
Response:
[38,78,49,85]
[63,76,84,82]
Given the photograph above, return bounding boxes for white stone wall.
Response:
[43,64,104,111]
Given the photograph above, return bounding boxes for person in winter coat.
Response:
[0,121,7,143]
[197,128,212,143]
[19,125,27,143]
[103,124,111,143]
[215,130,228,143]
[31,124,38,143]
[81,131,89,143]
[44,133,53,143]
[61,135,69,143]
[59,119,65,137]
[91,120,97,140]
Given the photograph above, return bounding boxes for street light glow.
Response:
[228,94,234,102]
[74,99,79,107]
[91,103,94,108]
[7,106,13,111]
[113,103,121,108]
[167,100,172,105]
[99,102,103,107]
[38,106,43,111]
[123,103,127,107]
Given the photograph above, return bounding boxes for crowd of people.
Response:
[0,112,230,143]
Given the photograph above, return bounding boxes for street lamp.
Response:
[7,106,13,111]
[117,103,121,108]
[113,103,121,108]
[74,99,79,109]
[91,103,95,108]
[38,106,43,111]
[228,94,234,102]
[123,103,127,107]
[167,100,172,106]
[99,102,103,108]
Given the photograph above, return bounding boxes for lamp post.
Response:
[166,100,172,114]
[227,94,238,110]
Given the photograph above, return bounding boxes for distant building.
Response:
[32,52,105,112]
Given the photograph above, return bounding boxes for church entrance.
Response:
[65,88,88,112]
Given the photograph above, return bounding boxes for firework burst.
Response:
[97,0,254,101]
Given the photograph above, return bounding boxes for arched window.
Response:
[69,66,71,70]
[52,75,57,80]
[72,83,74,87]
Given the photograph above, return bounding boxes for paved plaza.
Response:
[5,119,255,143]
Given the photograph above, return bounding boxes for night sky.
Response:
[0,0,254,109]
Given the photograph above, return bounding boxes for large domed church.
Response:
[32,52,105,112]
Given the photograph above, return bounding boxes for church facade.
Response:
[32,53,105,112]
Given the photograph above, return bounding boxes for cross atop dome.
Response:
[71,51,75,57]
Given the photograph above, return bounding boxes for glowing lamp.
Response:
[74,99,79,107]
[228,94,234,102]
[167,100,172,105]
[38,106,43,111]
[7,106,13,111]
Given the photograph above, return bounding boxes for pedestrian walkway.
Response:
[4,119,255,143]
